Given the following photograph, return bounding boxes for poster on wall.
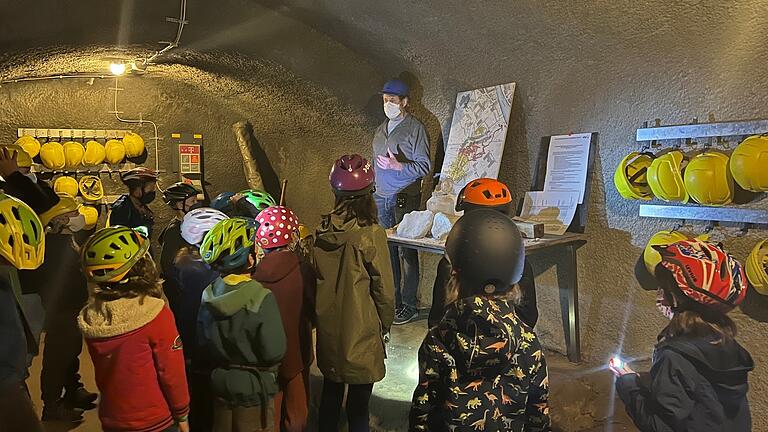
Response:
[438,82,516,195]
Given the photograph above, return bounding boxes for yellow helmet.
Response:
[730,135,768,192]
[122,132,145,158]
[104,139,126,165]
[684,151,734,206]
[53,176,79,197]
[298,224,312,240]
[83,140,106,166]
[63,141,85,169]
[78,175,104,202]
[647,150,689,203]
[79,205,100,230]
[14,135,41,158]
[39,192,81,226]
[40,141,66,170]
[614,152,654,200]
[643,230,691,274]
[746,240,768,295]
[0,144,32,168]
[0,193,45,270]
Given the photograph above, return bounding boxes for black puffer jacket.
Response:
[617,335,753,432]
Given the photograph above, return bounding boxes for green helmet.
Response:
[234,189,276,218]
[200,217,258,271]
[81,226,150,283]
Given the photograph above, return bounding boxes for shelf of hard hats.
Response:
[636,118,768,141]
[29,164,165,175]
[639,204,768,225]
[76,195,122,206]
[17,128,133,139]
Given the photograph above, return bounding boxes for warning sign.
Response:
[179,144,201,174]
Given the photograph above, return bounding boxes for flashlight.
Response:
[609,356,624,369]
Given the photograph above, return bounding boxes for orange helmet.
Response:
[455,178,513,214]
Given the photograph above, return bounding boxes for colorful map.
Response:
[439,82,516,194]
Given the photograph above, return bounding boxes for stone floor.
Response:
[29,316,641,431]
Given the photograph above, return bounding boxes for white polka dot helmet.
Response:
[255,206,300,249]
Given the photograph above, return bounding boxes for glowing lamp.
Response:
[109,62,127,76]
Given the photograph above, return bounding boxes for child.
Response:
[232,189,276,219]
[198,217,286,432]
[78,226,190,432]
[409,209,550,431]
[612,239,753,431]
[109,167,158,234]
[176,207,228,431]
[253,206,316,432]
[313,154,395,432]
[428,178,538,329]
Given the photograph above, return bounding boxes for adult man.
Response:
[372,78,432,325]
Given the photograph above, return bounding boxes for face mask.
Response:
[384,102,402,120]
[23,173,37,183]
[140,191,156,205]
[66,214,86,232]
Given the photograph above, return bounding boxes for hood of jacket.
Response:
[314,213,362,250]
[252,250,300,284]
[440,295,524,375]
[78,296,165,338]
[659,336,754,407]
[201,276,269,318]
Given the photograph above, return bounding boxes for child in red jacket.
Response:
[78,226,190,432]
[253,206,316,432]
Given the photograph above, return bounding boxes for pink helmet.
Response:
[329,154,375,196]
[255,206,300,249]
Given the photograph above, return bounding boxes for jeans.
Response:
[374,193,420,309]
[318,379,373,432]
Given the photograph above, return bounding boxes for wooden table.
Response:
[387,231,587,363]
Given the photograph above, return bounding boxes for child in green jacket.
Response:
[198,217,287,432]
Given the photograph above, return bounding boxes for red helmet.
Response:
[657,239,748,312]
[329,154,375,196]
[455,178,513,213]
[121,167,158,184]
[255,206,300,249]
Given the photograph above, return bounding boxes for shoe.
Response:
[393,305,418,325]
[42,400,84,423]
[64,385,98,410]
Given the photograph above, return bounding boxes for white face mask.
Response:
[384,102,402,120]
[66,214,86,232]
[24,173,37,183]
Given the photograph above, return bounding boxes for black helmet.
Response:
[162,182,199,205]
[445,209,525,296]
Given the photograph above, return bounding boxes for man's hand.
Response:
[376,149,404,171]
[0,147,20,179]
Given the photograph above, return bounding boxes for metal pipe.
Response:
[145,0,188,65]
[112,77,160,172]
[0,74,110,85]
[232,120,265,191]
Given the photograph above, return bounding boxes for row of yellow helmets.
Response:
[644,229,768,295]
[615,135,768,206]
[38,192,100,231]
[14,132,145,170]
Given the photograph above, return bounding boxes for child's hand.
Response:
[608,358,637,378]
[177,420,190,432]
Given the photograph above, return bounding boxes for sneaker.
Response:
[42,399,84,423]
[393,305,418,325]
[64,386,98,410]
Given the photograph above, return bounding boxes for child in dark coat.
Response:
[612,239,753,432]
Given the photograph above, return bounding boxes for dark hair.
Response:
[94,255,163,301]
[333,193,378,227]
[656,267,737,343]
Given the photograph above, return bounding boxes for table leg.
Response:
[561,244,581,363]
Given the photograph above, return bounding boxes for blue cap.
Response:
[380,79,409,97]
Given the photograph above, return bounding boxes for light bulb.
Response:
[109,63,126,76]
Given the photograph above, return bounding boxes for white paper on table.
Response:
[519,191,579,236]
[543,133,592,204]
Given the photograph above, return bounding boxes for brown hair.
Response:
[656,267,737,344]
[333,193,378,227]
[94,255,163,301]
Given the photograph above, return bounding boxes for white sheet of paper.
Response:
[519,191,579,236]
[543,133,592,204]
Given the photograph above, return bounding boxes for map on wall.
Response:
[438,82,516,195]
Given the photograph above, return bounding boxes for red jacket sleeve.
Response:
[148,306,190,420]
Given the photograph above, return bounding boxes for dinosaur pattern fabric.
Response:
[409,295,550,431]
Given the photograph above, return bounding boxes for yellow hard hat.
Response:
[0,144,32,168]
[14,135,41,158]
[647,150,689,203]
[730,135,768,192]
[105,139,126,165]
[614,152,654,200]
[40,141,66,170]
[54,176,80,197]
[746,240,768,295]
[78,175,104,202]
[298,224,312,240]
[684,151,734,206]
[39,192,81,226]
[79,205,99,230]
[63,141,85,169]
[0,193,45,270]
[82,140,106,166]
[122,132,145,158]
[643,230,691,274]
